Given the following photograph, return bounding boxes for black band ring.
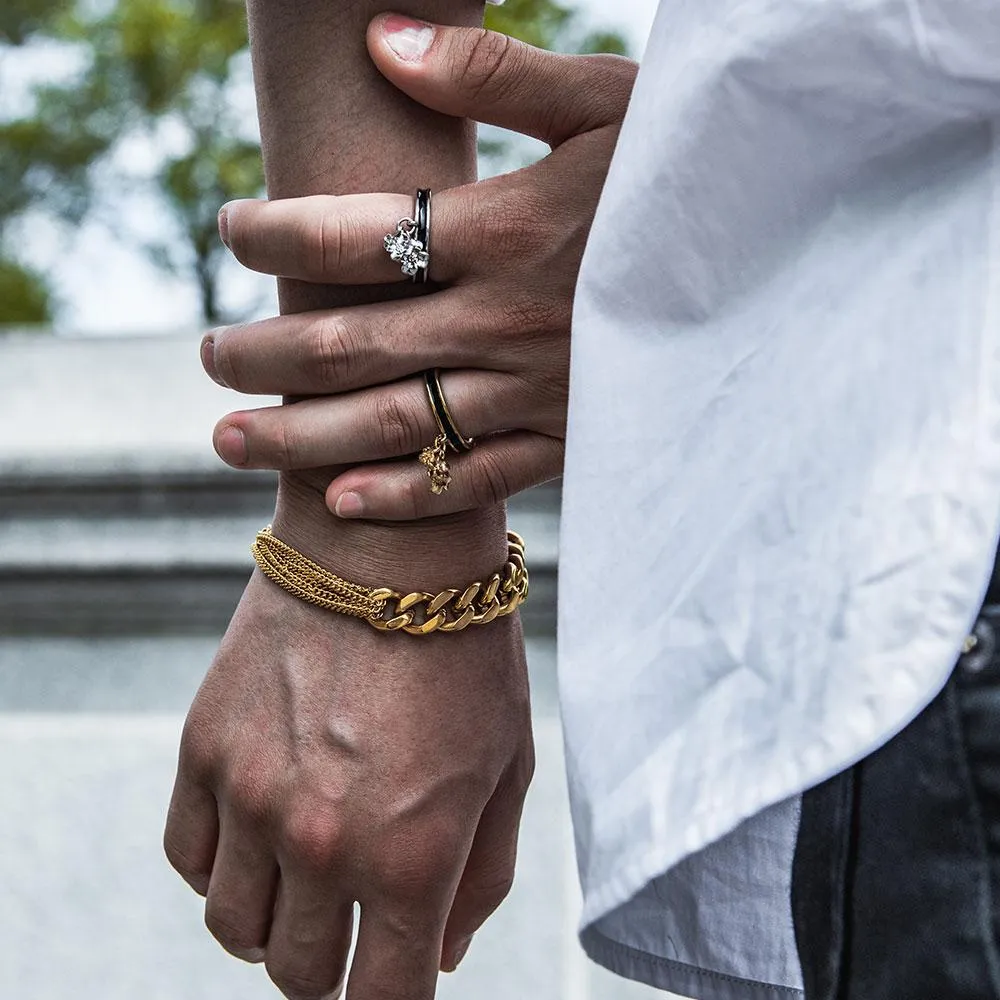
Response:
[424,369,473,453]
[413,189,431,284]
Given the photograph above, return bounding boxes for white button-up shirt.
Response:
[558,1,1000,996]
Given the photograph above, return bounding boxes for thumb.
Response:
[367,14,636,146]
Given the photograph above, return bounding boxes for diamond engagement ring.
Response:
[383,189,431,282]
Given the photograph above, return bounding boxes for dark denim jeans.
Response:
[791,606,1000,1000]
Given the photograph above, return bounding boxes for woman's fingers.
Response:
[213,371,522,472]
[203,292,487,398]
[220,191,468,285]
[325,431,564,521]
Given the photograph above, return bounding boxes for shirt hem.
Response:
[581,927,804,1000]
[577,632,969,932]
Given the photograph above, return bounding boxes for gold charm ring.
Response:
[418,368,474,495]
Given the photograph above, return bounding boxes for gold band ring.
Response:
[418,369,474,495]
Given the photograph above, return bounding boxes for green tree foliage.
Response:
[0,0,72,46]
[486,0,628,55]
[0,257,51,323]
[1,0,80,324]
[66,0,265,323]
[0,0,628,327]
[1,0,260,325]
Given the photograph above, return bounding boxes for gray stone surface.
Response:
[0,331,267,477]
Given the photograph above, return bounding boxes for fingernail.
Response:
[445,936,473,972]
[381,15,435,62]
[200,334,227,387]
[335,491,365,518]
[217,425,248,466]
[218,205,230,247]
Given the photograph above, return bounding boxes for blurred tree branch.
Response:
[0,0,628,328]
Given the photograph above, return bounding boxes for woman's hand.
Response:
[203,14,637,519]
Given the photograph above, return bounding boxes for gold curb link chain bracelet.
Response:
[252,526,529,635]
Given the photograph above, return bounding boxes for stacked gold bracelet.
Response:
[251,527,528,635]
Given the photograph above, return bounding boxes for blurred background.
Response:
[0,1,672,997]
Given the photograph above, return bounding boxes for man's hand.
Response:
[165,568,533,999]
[203,16,637,520]
[166,6,553,997]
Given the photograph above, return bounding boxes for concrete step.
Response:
[0,490,557,636]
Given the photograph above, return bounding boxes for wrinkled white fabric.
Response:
[558,1,1000,997]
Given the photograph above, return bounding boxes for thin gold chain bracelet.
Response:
[251,526,529,635]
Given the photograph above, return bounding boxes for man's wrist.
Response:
[272,471,509,591]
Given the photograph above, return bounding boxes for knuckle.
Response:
[251,412,302,471]
[211,325,247,391]
[224,760,279,826]
[204,905,261,955]
[377,823,465,899]
[470,449,515,508]
[162,837,210,892]
[457,29,515,102]
[266,964,333,1000]
[580,54,639,125]
[371,393,423,456]
[178,715,219,780]
[399,472,431,520]
[310,316,355,390]
[279,802,348,872]
[313,208,341,279]
[474,870,516,910]
[602,54,640,112]
[313,207,364,281]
